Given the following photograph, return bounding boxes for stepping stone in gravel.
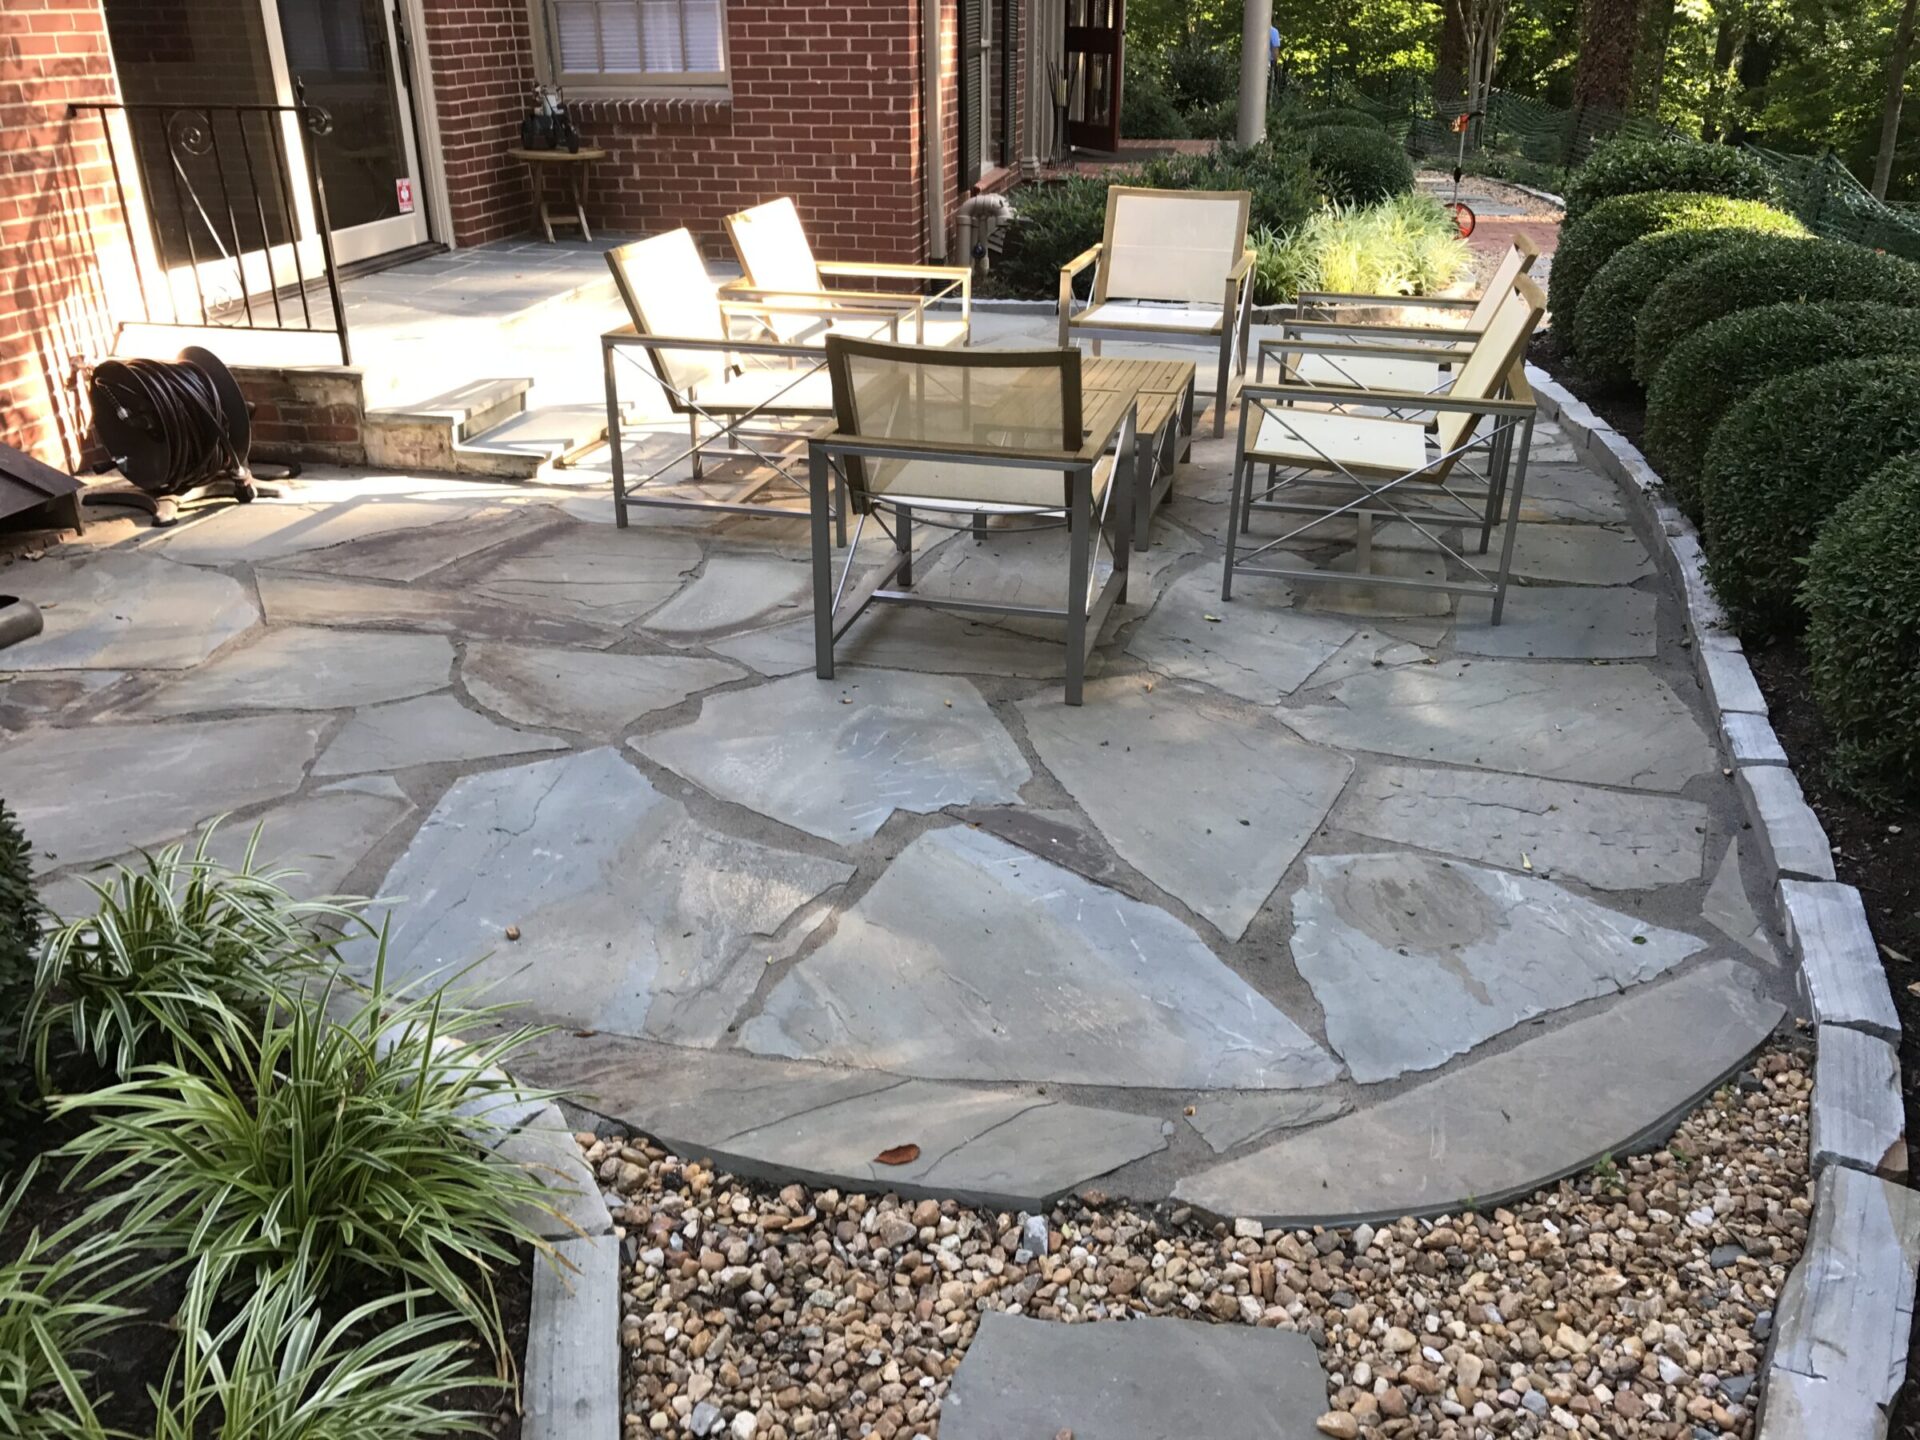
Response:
[313,693,568,775]
[742,825,1339,1089]
[710,607,1083,680]
[1508,524,1653,586]
[1020,678,1352,938]
[0,714,324,869]
[462,643,743,734]
[1332,764,1708,891]
[1286,660,1716,792]
[137,627,453,715]
[637,551,813,637]
[1702,838,1778,961]
[1453,585,1658,659]
[259,572,623,648]
[1184,1091,1353,1153]
[1127,565,1358,704]
[149,496,495,564]
[363,748,851,1041]
[1291,852,1705,1083]
[940,1312,1330,1440]
[463,527,703,625]
[7,552,255,670]
[1172,960,1785,1224]
[635,670,1030,841]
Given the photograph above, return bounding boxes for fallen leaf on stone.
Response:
[1521,853,1533,872]
[505,924,522,941]
[1203,613,1221,623]
[1183,1105,1196,1116]
[873,1144,921,1166]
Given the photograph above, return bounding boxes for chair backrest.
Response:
[1435,272,1546,456]
[1097,186,1251,306]
[1463,233,1541,332]
[824,335,1082,501]
[605,229,729,395]
[727,198,826,343]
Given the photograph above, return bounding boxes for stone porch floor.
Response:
[0,342,1789,1222]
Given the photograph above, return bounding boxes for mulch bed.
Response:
[1540,337,1920,1437]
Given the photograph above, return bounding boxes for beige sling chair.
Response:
[725,197,971,348]
[1058,186,1257,437]
[807,336,1138,705]
[1223,273,1546,622]
[601,227,912,529]
[1260,233,1541,396]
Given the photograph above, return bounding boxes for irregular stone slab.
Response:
[710,608,1084,681]
[271,505,571,582]
[1509,523,1653,585]
[1514,464,1629,524]
[258,572,622,648]
[722,1080,1167,1206]
[0,670,124,730]
[6,552,255,670]
[1300,546,1455,618]
[463,643,743,734]
[1292,853,1705,1083]
[1332,764,1708,891]
[1780,880,1900,1040]
[635,671,1029,842]
[1703,838,1778,961]
[1185,1091,1353,1154]
[0,715,324,869]
[364,749,850,1042]
[1173,960,1784,1225]
[526,1231,620,1440]
[1738,766,1835,882]
[941,1312,1330,1440]
[1723,712,1789,766]
[1298,629,1429,691]
[1454,585,1658,659]
[637,551,812,636]
[950,805,1120,887]
[138,627,453,716]
[743,825,1339,1089]
[1286,660,1717,792]
[1812,1026,1908,1180]
[1020,679,1351,938]
[1127,565,1357,704]
[150,496,497,564]
[314,693,567,776]
[462,528,703,625]
[1761,1165,1920,1440]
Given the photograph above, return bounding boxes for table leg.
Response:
[535,167,555,243]
[573,167,592,242]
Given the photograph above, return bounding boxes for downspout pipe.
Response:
[924,0,947,260]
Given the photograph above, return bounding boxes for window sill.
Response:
[565,89,734,125]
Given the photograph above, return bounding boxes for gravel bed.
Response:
[589,1043,1809,1440]
[1416,171,1566,220]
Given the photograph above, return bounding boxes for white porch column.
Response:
[1236,0,1273,146]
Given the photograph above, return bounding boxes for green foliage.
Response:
[52,964,555,1363]
[1120,55,1187,140]
[1801,455,1920,803]
[1459,149,1569,192]
[1300,194,1473,298]
[1563,137,1781,224]
[1644,301,1920,518]
[1571,228,1753,386]
[1634,234,1920,384]
[1548,190,1807,330]
[990,176,1107,299]
[0,1163,144,1440]
[1250,225,1318,307]
[0,801,40,1172]
[1303,124,1416,205]
[1700,355,1920,636]
[27,829,352,1087]
[1295,107,1387,132]
[1163,41,1237,113]
[1134,142,1319,233]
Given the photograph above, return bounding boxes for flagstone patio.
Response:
[0,343,1791,1221]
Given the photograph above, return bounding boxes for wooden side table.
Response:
[507,147,609,243]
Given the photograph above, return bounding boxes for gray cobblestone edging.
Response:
[1524,364,1916,1439]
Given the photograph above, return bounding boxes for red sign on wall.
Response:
[396,178,415,214]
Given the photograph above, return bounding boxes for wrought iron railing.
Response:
[68,82,351,365]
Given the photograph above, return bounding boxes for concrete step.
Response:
[366,378,594,479]
[458,404,611,477]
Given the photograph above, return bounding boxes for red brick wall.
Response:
[420,0,538,246]
[0,0,124,469]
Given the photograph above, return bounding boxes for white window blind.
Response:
[549,0,725,80]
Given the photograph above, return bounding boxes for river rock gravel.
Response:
[587,1044,1810,1440]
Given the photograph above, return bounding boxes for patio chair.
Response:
[602,227,902,527]
[1058,186,1257,437]
[807,336,1138,705]
[724,197,971,348]
[1223,273,1546,623]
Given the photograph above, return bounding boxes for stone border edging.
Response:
[1499,180,1567,210]
[1525,363,1916,1440]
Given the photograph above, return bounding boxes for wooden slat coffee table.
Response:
[1081,356,1197,550]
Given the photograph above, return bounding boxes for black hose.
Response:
[89,357,242,495]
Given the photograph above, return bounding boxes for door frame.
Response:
[1063,0,1123,153]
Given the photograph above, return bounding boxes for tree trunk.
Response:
[1437,3,1468,105]
[1573,0,1645,116]
[1635,0,1677,117]
[1874,0,1919,198]
[1702,14,1744,141]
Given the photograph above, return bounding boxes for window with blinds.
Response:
[545,0,726,83]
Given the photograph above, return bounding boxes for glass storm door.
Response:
[1064,0,1123,153]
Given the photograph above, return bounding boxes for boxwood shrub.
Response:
[1644,301,1920,519]
[1801,454,1920,801]
[1633,234,1920,384]
[1563,136,1780,224]
[1569,227,1751,387]
[1305,124,1415,204]
[1293,107,1386,132]
[1699,355,1920,636]
[1548,190,1805,331]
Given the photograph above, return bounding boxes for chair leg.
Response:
[688,411,704,480]
[896,505,914,588]
[810,447,837,680]
[1065,470,1091,706]
[1489,418,1535,625]
[1132,427,1153,553]
[1213,341,1230,438]
[604,342,629,530]
[1222,454,1245,602]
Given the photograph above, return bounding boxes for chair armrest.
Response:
[1242,380,1537,418]
[1265,336,1466,362]
[720,281,930,311]
[602,324,820,361]
[1283,317,1484,345]
[817,261,969,282]
[1295,291,1478,310]
[1228,248,1256,283]
[1059,243,1103,280]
